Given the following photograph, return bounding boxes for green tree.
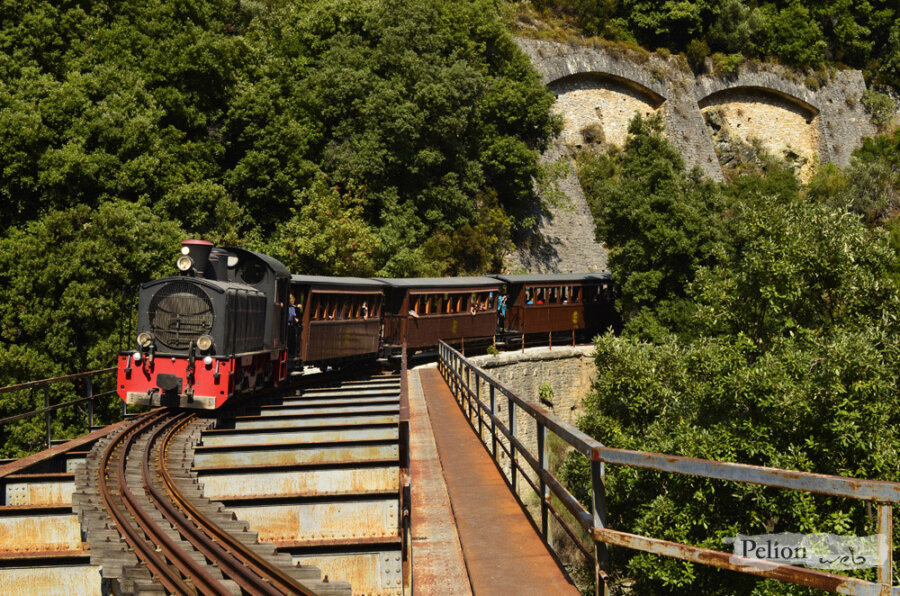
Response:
[0,201,183,456]
[579,114,728,340]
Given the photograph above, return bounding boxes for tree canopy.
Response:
[0,0,559,447]
[522,0,900,87]
[569,117,900,593]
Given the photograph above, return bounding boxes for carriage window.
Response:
[549,288,558,304]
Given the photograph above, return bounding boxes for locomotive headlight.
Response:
[197,334,213,351]
[204,356,213,366]
[176,255,193,271]
[133,351,142,362]
[180,246,191,255]
[137,332,153,348]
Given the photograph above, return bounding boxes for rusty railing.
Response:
[437,340,900,596]
[0,367,118,450]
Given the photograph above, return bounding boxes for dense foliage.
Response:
[569,117,900,593]
[0,0,558,448]
[523,0,900,87]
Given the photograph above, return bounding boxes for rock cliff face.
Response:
[507,38,876,273]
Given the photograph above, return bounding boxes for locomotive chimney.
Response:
[180,239,213,275]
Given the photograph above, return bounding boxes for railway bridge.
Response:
[1,342,899,595]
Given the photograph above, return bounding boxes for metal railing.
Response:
[0,367,118,450]
[438,340,900,596]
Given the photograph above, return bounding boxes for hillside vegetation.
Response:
[513,0,900,88]
[0,0,559,454]
[565,116,900,594]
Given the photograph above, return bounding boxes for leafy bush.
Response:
[861,90,897,130]
[572,113,900,593]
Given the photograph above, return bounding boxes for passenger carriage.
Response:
[378,277,502,351]
[491,273,618,342]
[289,275,386,366]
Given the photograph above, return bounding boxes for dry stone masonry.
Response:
[508,38,876,273]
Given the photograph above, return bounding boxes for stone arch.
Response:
[698,86,820,180]
[549,73,666,150]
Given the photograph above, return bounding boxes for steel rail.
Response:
[101,410,232,595]
[98,410,204,594]
[159,412,318,596]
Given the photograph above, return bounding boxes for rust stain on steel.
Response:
[295,553,402,596]
[201,427,398,448]
[5,480,75,506]
[199,467,400,499]
[598,446,900,503]
[407,369,471,596]
[0,565,101,596]
[278,397,399,408]
[593,527,888,595]
[194,444,398,468]
[0,547,90,559]
[262,404,398,416]
[230,500,399,543]
[234,414,398,430]
[0,514,82,552]
[301,389,399,398]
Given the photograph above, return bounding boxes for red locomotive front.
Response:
[117,240,290,410]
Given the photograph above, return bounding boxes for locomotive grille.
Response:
[149,282,214,350]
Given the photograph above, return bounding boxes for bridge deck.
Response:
[411,366,579,595]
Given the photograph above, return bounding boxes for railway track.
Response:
[2,368,404,594]
[76,403,349,594]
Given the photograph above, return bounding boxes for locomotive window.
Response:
[572,287,580,303]
[237,259,266,285]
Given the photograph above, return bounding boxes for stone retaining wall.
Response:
[507,38,876,273]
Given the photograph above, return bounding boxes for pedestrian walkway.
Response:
[413,366,580,595]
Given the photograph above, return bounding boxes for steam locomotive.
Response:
[117,240,617,410]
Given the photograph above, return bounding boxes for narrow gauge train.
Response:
[118,241,617,410]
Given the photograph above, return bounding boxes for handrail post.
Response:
[86,376,93,431]
[466,366,473,421]
[476,375,483,440]
[877,503,893,587]
[509,399,517,494]
[490,384,497,459]
[592,458,610,596]
[44,386,51,449]
[538,421,549,539]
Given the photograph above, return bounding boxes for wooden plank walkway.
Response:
[416,366,580,595]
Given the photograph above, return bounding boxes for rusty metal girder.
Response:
[229,499,399,543]
[0,513,83,552]
[194,442,398,468]
[0,565,101,596]
[292,551,403,596]
[200,426,398,448]
[4,475,75,507]
[199,466,401,500]
[233,414,399,430]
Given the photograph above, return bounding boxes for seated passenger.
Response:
[361,301,369,319]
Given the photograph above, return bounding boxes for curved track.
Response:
[99,409,318,595]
